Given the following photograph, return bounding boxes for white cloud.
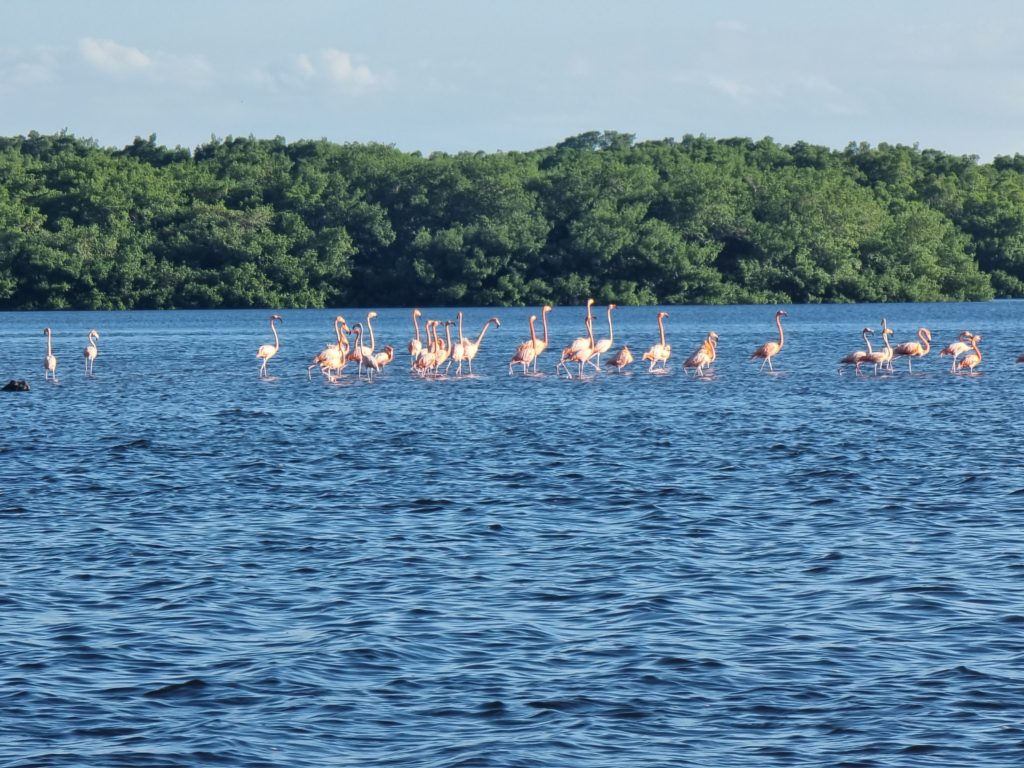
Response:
[0,47,58,89]
[77,38,211,86]
[79,38,151,74]
[293,48,378,90]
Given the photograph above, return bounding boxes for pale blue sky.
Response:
[2,0,1022,159]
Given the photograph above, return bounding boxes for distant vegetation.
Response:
[2,129,1022,309]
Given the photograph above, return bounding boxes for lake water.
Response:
[3,302,1024,767]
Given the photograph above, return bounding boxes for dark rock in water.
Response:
[2,380,30,392]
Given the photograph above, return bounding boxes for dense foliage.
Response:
[1,129,1021,309]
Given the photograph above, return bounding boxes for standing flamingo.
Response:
[435,320,455,374]
[408,309,424,363]
[351,323,382,378]
[837,327,873,376]
[588,303,617,370]
[413,320,440,376]
[556,316,595,378]
[460,317,500,375]
[893,327,931,372]
[510,315,539,374]
[449,311,468,374]
[83,330,100,375]
[43,327,58,381]
[531,305,553,373]
[751,310,787,372]
[348,310,378,365]
[642,311,671,372]
[256,314,283,377]
[860,326,893,375]
[308,316,349,380]
[684,331,719,377]
[939,331,974,372]
[605,345,634,373]
[560,299,595,367]
[956,334,982,373]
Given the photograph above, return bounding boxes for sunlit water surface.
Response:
[3,303,1024,767]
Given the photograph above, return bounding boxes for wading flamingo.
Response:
[460,317,500,375]
[561,299,595,366]
[859,326,893,375]
[642,311,671,372]
[605,345,634,373]
[957,334,982,373]
[256,314,283,377]
[588,303,617,369]
[348,311,378,365]
[684,331,719,377]
[351,323,382,378]
[751,310,787,372]
[435,320,455,374]
[531,305,553,372]
[308,316,349,380]
[510,315,539,374]
[408,309,424,362]
[838,328,873,376]
[43,327,58,381]
[449,312,467,375]
[557,316,595,378]
[939,331,974,372]
[83,330,99,375]
[893,327,931,372]
[412,320,439,376]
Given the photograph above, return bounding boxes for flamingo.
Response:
[460,316,500,375]
[43,327,58,381]
[751,310,787,372]
[957,334,982,373]
[838,327,873,376]
[605,345,634,373]
[893,327,931,372]
[449,311,468,375]
[83,330,100,375]
[531,304,553,372]
[859,326,893,375]
[372,345,395,371]
[408,309,424,362]
[560,299,595,366]
[556,316,595,378]
[683,331,719,377]
[642,311,671,372]
[351,323,382,378]
[347,310,378,365]
[308,315,349,380]
[939,331,974,372]
[256,314,282,377]
[588,303,617,369]
[413,320,440,376]
[510,315,539,374]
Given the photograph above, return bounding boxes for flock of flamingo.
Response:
[29,304,1020,382]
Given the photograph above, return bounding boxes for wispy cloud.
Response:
[294,48,378,90]
[79,38,151,74]
[78,38,211,85]
[0,46,58,89]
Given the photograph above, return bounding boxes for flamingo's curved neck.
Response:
[271,318,280,351]
[413,311,421,343]
[607,306,615,343]
[918,329,930,354]
[457,314,465,344]
[971,336,981,362]
[775,314,784,350]
[46,329,52,356]
[657,315,666,346]
[863,330,873,355]
[529,317,537,346]
[541,308,549,344]
[475,319,494,346]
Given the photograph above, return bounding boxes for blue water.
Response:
[3,302,1024,767]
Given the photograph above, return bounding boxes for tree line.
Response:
[1,129,1022,310]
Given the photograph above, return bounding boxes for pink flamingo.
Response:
[751,310,787,372]
[43,327,58,381]
[83,330,100,375]
[957,334,982,373]
[838,327,873,376]
[605,345,634,373]
[510,315,539,374]
[256,314,282,377]
[460,316,500,375]
[893,327,931,372]
[939,331,974,372]
[684,331,719,377]
[642,311,671,372]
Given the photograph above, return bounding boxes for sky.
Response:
[2,0,1023,160]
